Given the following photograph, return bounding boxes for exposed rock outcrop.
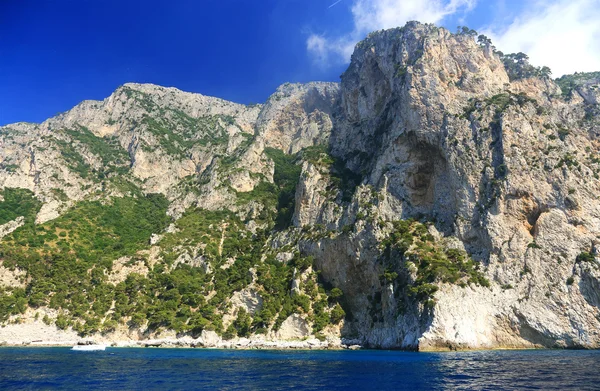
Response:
[299,22,600,349]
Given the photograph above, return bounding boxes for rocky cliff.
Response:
[0,22,599,350]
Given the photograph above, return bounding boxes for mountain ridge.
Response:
[0,21,599,350]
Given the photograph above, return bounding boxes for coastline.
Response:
[0,338,357,351]
[0,342,587,353]
[1,315,590,352]
[0,320,359,350]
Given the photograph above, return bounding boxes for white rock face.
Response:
[0,322,81,346]
[274,314,311,340]
[258,82,339,154]
[36,200,63,224]
[295,22,600,350]
[228,289,263,315]
[107,256,150,284]
[0,217,24,240]
[0,262,26,289]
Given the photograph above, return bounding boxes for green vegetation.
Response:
[234,182,280,225]
[330,303,345,324]
[0,194,170,330]
[394,64,408,79]
[141,115,195,157]
[497,52,551,81]
[0,288,27,323]
[461,92,538,120]
[50,188,69,202]
[255,255,303,331]
[301,145,335,166]
[224,308,252,339]
[264,148,302,229]
[457,26,478,37]
[0,188,42,227]
[234,144,359,229]
[1,163,19,173]
[486,93,512,112]
[457,27,552,81]
[557,126,570,141]
[151,207,339,337]
[64,125,128,169]
[380,220,489,306]
[576,252,596,263]
[121,85,234,158]
[52,125,131,181]
[520,266,532,277]
[140,110,231,158]
[300,145,362,203]
[555,71,600,98]
[54,138,93,179]
[555,153,579,169]
[232,144,361,234]
[122,86,156,111]
[495,164,508,179]
[159,209,257,298]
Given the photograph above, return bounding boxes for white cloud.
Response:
[306,33,355,68]
[307,0,476,66]
[307,0,600,76]
[351,0,476,32]
[485,0,600,76]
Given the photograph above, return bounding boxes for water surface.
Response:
[0,347,598,390]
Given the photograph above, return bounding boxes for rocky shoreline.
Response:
[2,338,584,352]
[0,319,360,350]
[0,321,592,351]
[0,337,362,351]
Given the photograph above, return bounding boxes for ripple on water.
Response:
[0,348,599,390]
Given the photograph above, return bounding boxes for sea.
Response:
[0,347,599,390]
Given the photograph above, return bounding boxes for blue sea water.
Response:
[0,347,599,390]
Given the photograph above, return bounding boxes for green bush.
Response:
[263,148,303,229]
[329,287,343,300]
[0,194,170,329]
[64,125,128,168]
[291,256,314,272]
[311,299,330,333]
[555,71,600,98]
[576,252,595,263]
[0,188,42,226]
[380,220,489,304]
[330,303,345,324]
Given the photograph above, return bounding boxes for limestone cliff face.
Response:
[259,82,340,154]
[1,22,599,350]
[0,83,262,215]
[296,22,600,349]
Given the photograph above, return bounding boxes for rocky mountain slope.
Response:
[0,22,599,350]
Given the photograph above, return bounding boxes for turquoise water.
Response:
[0,347,599,390]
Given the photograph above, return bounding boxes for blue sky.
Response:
[1,0,599,126]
